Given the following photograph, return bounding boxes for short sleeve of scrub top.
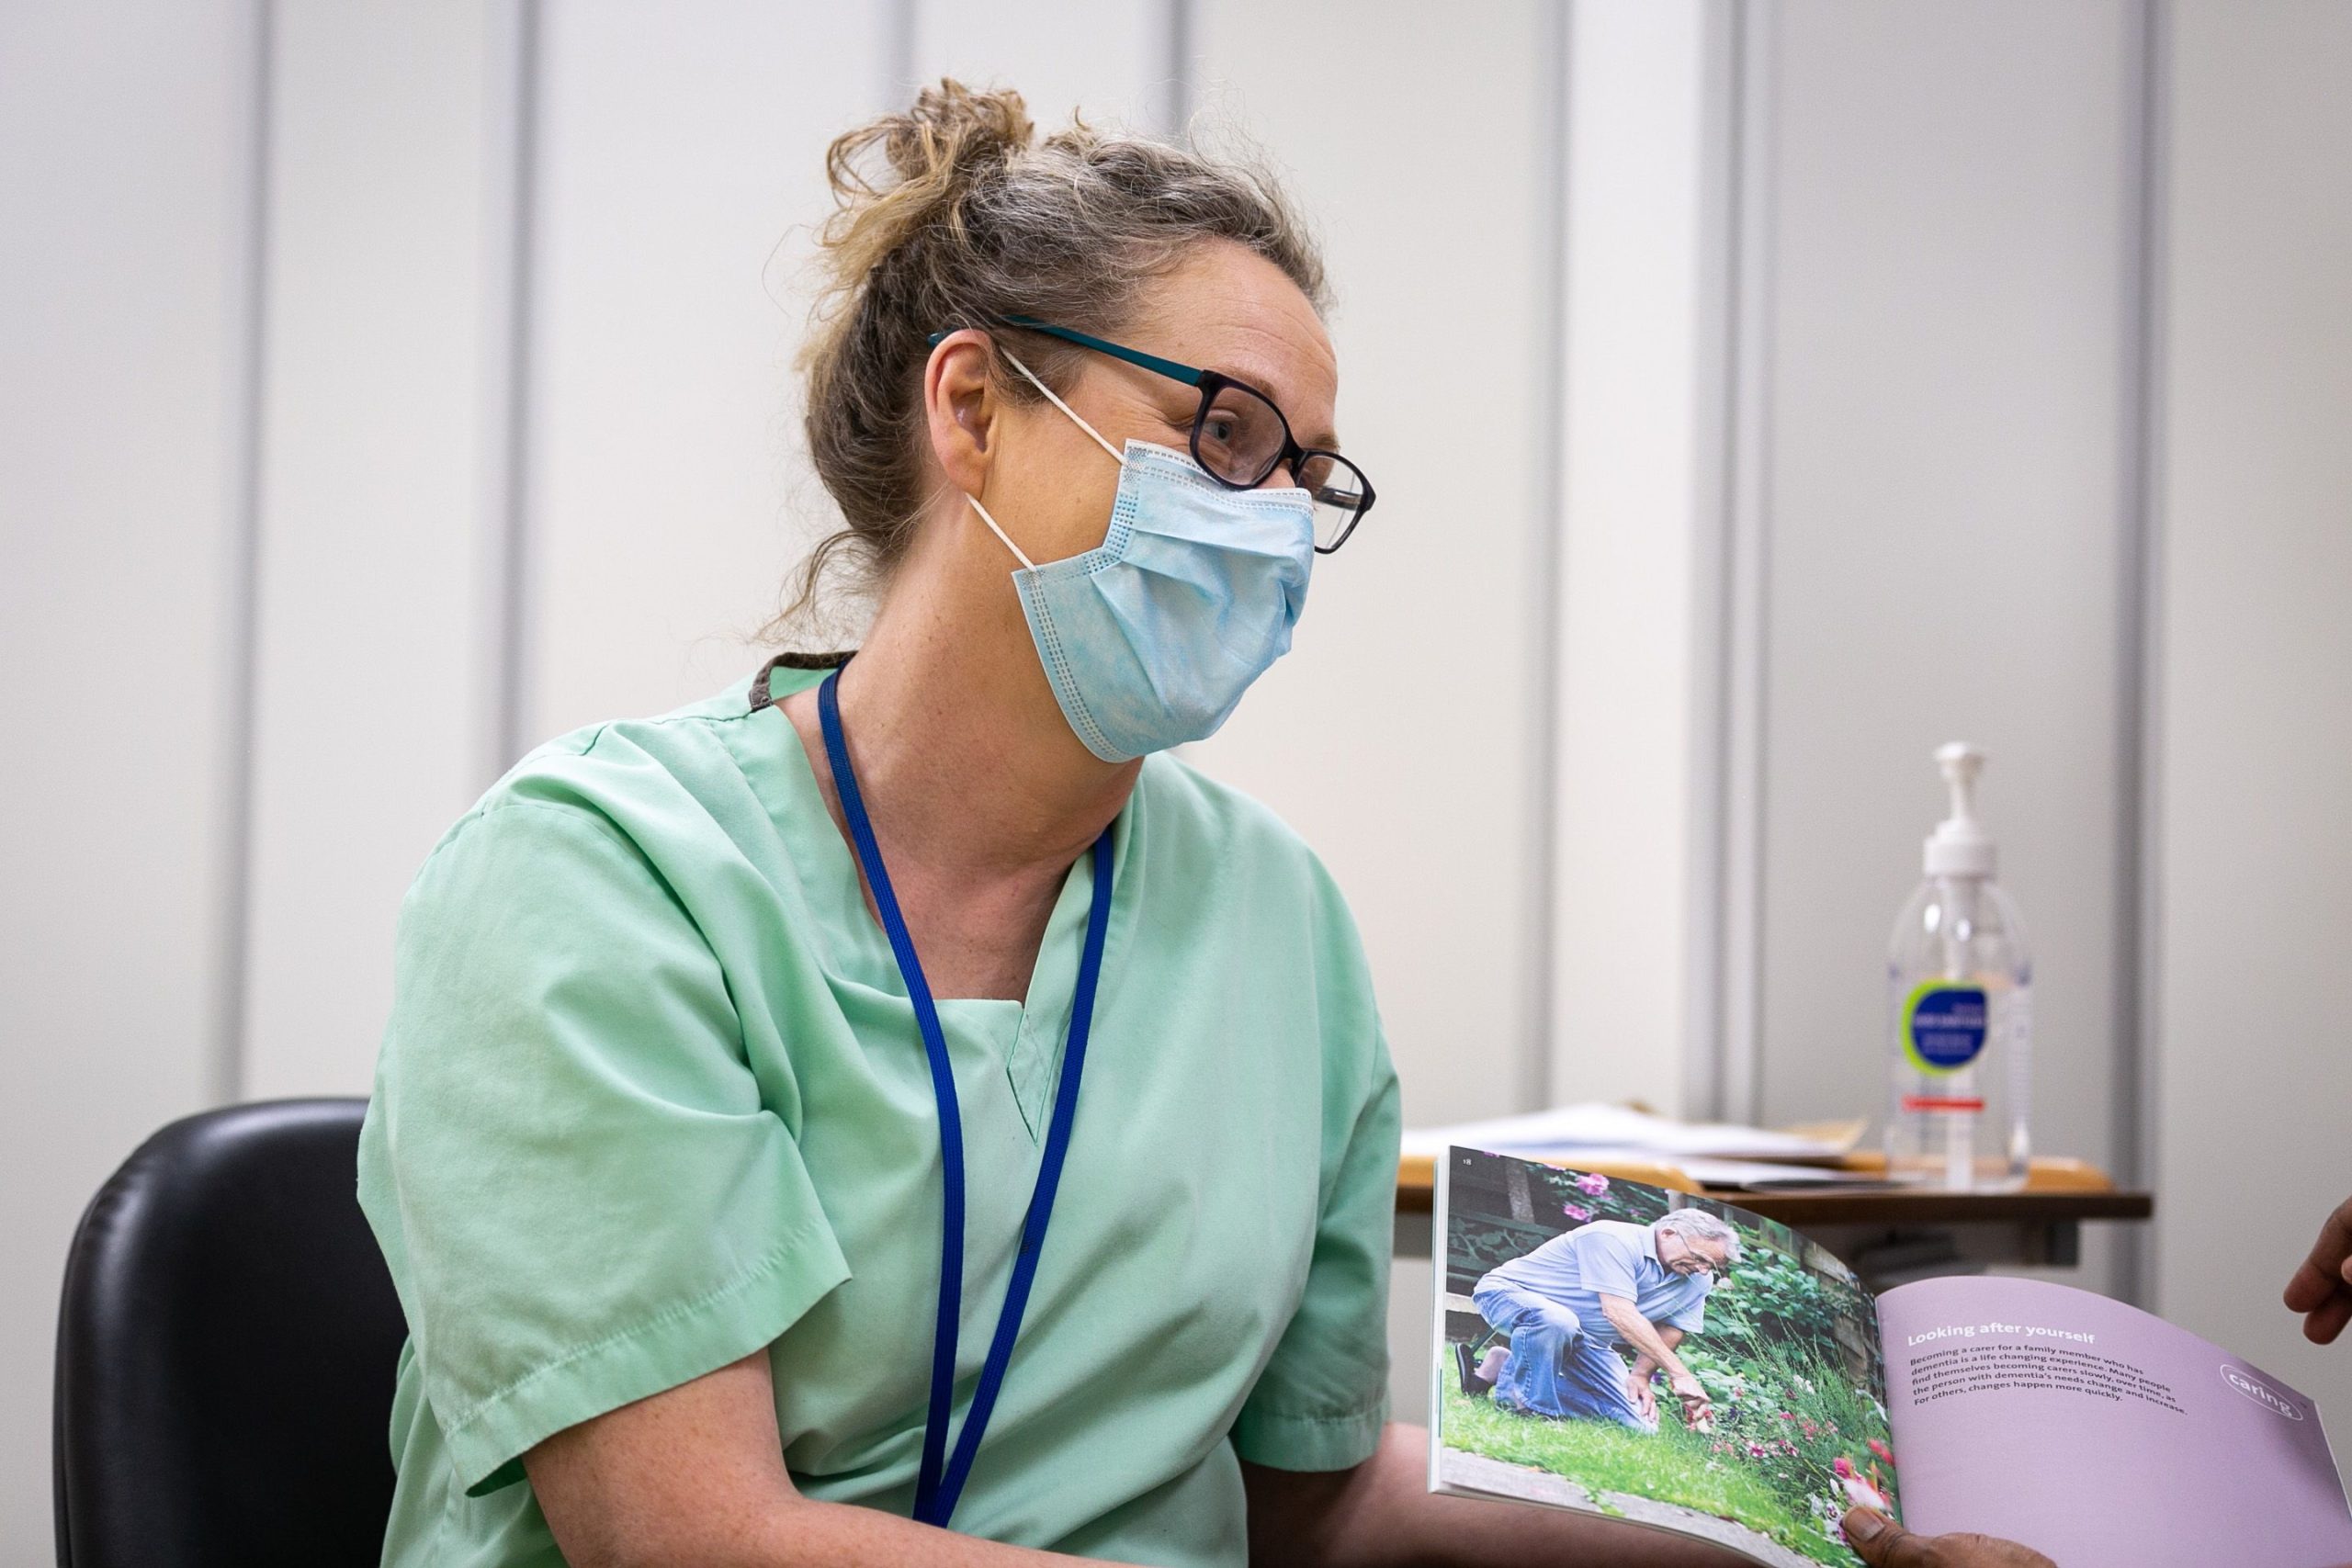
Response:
[356,657,1402,1568]
[358,799,852,1499]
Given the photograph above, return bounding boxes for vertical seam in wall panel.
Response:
[2116,0,2169,1312]
[1155,0,1195,141]
[491,0,541,774]
[1684,0,1741,1123]
[1719,0,1779,1128]
[213,0,274,1107]
[884,0,918,102]
[1523,0,1570,1113]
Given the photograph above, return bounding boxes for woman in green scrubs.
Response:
[358,81,1734,1567]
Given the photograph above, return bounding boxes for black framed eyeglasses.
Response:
[929,315,1375,554]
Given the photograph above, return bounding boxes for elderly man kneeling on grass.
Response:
[1464,1209,1741,1432]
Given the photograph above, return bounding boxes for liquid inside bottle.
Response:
[1884,874,2032,1191]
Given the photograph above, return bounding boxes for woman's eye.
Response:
[1203,414,1238,446]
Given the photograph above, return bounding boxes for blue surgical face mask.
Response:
[964,349,1316,763]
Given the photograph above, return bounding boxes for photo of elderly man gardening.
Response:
[1461,1203,1740,1430]
[1433,1150,1899,1568]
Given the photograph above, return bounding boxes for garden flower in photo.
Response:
[1574,1171,1611,1197]
[1834,1455,1893,1514]
[1560,1201,1592,1222]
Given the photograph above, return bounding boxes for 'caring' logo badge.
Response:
[2221,1364,2304,1421]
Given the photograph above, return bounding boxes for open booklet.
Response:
[1430,1146,2352,1568]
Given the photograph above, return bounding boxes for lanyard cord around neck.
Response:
[815,664,1115,1529]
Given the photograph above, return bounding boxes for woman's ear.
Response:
[923,330,998,500]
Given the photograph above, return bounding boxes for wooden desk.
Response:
[1395,1152,2154,1288]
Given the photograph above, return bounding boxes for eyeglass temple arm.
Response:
[925,318,1207,391]
[999,317,1205,389]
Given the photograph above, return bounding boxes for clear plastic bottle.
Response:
[1883,744,2033,1191]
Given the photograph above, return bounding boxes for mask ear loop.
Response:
[959,343,1129,571]
[965,492,1036,571]
[999,347,1128,464]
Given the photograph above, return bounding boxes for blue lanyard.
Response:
[816,667,1114,1529]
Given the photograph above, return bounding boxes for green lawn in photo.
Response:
[1439,1384,1855,1567]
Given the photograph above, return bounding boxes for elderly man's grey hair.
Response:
[1653,1208,1744,1262]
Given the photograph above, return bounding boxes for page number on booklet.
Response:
[1903,982,1989,1075]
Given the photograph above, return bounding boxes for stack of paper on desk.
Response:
[1399,1102,1871,1190]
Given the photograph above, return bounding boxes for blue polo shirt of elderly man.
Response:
[1471,1217,1714,1429]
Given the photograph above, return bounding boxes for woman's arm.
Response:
[1241,1421,1748,1568]
[525,1352,1137,1568]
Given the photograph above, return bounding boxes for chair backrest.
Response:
[53,1098,406,1568]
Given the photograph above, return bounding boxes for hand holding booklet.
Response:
[1431,1146,2352,1568]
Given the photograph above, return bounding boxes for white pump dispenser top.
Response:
[1923,742,1997,878]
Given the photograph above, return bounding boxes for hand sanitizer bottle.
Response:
[1884,743,2032,1191]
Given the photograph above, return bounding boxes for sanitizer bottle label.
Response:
[1902,982,1989,1075]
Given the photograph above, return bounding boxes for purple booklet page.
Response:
[1879,1275,2352,1568]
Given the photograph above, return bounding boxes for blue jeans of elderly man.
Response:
[1470,1209,1740,1429]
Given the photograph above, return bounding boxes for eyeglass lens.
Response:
[1294,453,1369,553]
[1193,380,1367,551]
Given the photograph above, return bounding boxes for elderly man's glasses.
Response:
[937,316,1376,554]
[1659,1234,1727,1280]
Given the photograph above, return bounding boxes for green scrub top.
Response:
[356,654,1402,1567]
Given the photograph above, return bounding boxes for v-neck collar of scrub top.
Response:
[742,652,1137,1139]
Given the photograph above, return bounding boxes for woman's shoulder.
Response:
[422,673,767,876]
[1136,751,1353,919]
[1138,750,1312,859]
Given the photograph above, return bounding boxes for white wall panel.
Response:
[1189,0,1550,1134]
[0,3,258,1551]
[1755,4,2137,1302]
[2155,0,2352,1430]
[242,1,503,1098]
[911,0,1166,135]
[1549,0,1719,1119]
[525,2,888,741]
[1189,0,1552,1426]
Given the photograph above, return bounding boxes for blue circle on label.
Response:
[1908,986,1989,1070]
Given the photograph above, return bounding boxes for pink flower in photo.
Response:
[1868,1438,1896,1468]
[1574,1172,1611,1197]
[1835,1455,1893,1514]
[1561,1201,1593,1223]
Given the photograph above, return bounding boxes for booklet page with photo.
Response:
[1430,1147,2352,1568]
[1432,1148,1899,1567]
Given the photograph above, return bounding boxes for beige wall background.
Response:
[6,1,2349,1558]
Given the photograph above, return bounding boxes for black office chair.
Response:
[53,1098,407,1568]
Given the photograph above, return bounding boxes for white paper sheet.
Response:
[1398,1101,1861,1167]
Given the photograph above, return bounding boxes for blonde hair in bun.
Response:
[777,78,1325,635]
